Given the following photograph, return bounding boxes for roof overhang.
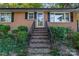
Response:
[73,8,79,12]
[0,8,76,12]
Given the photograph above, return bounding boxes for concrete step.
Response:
[31,33,48,36]
[31,36,48,39]
[34,29,47,31]
[34,28,46,29]
[29,43,50,48]
[28,53,50,56]
[30,39,50,43]
[34,31,47,33]
[28,28,51,56]
[30,42,50,44]
[28,48,50,54]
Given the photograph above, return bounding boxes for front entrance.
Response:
[36,12,44,28]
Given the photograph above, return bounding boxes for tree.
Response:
[0,3,43,8]
[50,3,79,8]
[0,3,79,8]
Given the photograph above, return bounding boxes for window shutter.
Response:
[70,12,73,22]
[11,12,14,22]
[48,12,50,22]
[34,12,37,19]
[25,12,28,19]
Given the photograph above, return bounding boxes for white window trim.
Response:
[0,12,12,22]
[0,12,11,13]
[28,12,34,20]
[50,12,70,22]
[36,12,44,27]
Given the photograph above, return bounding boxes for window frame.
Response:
[28,12,34,20]
[50,12,70,22]
[0,12,12,22]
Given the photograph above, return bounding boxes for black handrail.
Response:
[29,21,35,34]
[28,20,35,46]
[45,21,53,49]
[77,20,79,32]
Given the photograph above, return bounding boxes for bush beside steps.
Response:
[0,25,28,56]
[50,26,78,56]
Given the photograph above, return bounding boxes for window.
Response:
[55,13,64,22]
[50,12,70,22]
[28,12,34,20]
[0,12,11,22]
[50,13,54,22]
[65,13,70,21]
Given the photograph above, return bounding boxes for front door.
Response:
[36,12,44,27]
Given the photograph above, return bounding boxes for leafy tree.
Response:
[0,3,79,8]
[0,3,43,8]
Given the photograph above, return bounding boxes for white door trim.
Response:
[36,12,44,28]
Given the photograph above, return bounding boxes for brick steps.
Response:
[28,28,51,56]
[30,41,50,44]
[29,43,51,48]
[31,33,48,36]
[28,53,50,56]
[30,39,50,43]
[31,36,48,39]
[34,30,47,33]
[28,48,50,54]
[34,29,47,31]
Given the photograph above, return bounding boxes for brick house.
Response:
[0,8,79,31]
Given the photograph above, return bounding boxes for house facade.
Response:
[0,8,79,31]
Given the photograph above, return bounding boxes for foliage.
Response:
[18,26,28,32]
[12,29,19,34]
[50,26,71,41]
[0,33,16,55]
[0,25,10,33]
[72,32,79,49]
[0,3,43,8]
[14,31,28,56]
[53,3,72,8]
[0,3,79,8]
[50,48,60,56]
[43,3,79,8]
[50,26,73,56]
[0,25,28,56]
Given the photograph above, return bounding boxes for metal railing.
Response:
[28,20,35,46]
[45,21,53,49]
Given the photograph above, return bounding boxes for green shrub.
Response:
[14,31,28,55]
[50,48,60,56]
[18,26,28,32]
[0,33,16,56]
[50,26,71,41]
[50,26,73,48]
[12,29,19,33]
[11,28,28,55]
[0,25,29,55]
[17,31,28,41]
[72,32,79,49]
[0,25,10,33]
